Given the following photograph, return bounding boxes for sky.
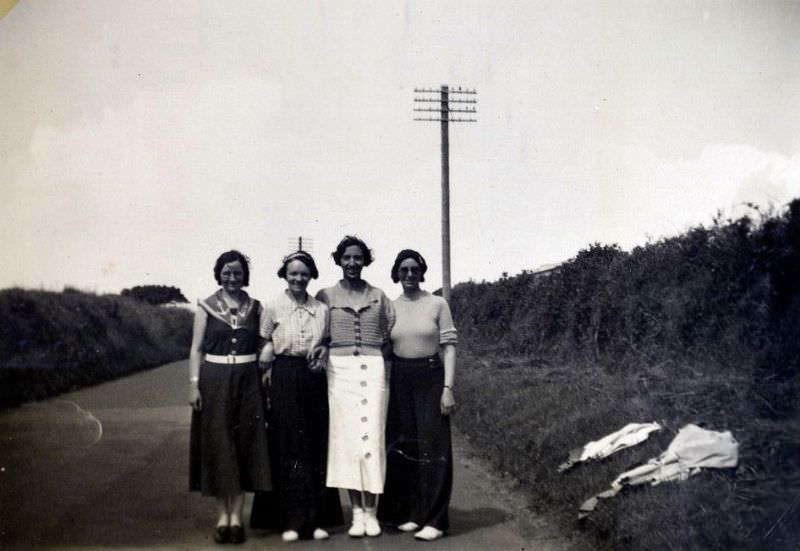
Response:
[2,1,799,302]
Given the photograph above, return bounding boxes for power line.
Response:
[413,85,477,304]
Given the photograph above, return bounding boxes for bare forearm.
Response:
[442,344,456,388]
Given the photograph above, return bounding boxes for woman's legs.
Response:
[348,490,381,537]
[215,497,229,527]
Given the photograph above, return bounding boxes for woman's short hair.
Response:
[277,250,319,279]
[214,250,250,286]
[390,249,428,283]
[331,235,374,266]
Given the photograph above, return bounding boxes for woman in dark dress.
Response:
[189,250,271,545]
[378,249,457,541]
[249,251,343,542]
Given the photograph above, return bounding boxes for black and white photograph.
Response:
[1,1,799,549]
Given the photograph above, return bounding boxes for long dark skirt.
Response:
[378,354,453,531]
[250,355,343,537]
[189,359,272,496]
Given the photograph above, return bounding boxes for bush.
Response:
[451,200,800,551]
[0,288,192,408]
[121,285,188,305]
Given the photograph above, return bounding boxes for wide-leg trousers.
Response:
[378,354,452,531]
[250,355,343,536]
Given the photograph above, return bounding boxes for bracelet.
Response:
[443,385,453,390]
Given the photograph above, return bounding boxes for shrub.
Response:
[451,200,800,551]
[0,288,192,408]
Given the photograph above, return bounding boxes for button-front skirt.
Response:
[325,354,389,494]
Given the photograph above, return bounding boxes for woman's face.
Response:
[219,260,245,293]
[398,257,422,292]
[285,259,311,295]
[340,244,365,281]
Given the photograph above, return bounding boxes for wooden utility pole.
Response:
[414,85,477,304]
[287,237,314,253]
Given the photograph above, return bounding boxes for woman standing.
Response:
[378,249,457,541]
[315,236,395,538]
[189,250,271,545]
[249,251,343,542]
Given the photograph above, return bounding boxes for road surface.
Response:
[0,360,588,550]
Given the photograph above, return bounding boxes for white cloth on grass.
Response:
[558,422,662,472]
[579,424,739,518]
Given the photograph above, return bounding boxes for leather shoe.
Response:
[213,525,230,544]
[229,524,245,544]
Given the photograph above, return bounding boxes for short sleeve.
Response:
[315,288,329,306]
[437,298,458,345]
[381,291,396,344]
[259,303,276,339]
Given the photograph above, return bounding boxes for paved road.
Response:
[0,360,588,551]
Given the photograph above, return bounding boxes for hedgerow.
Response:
[451,200,800,550]
[0,288,192,409]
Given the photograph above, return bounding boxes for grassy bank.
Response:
[0,288,192,409]
[451,202,800,550]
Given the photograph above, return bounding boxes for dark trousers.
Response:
[379,354,452,531]
[250,356,343,536]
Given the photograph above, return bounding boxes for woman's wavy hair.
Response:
[213,250,250,286]
[331,235,374,266]
[277,250,319,279]
[390,249,428,283]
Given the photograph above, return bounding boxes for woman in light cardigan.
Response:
[378,249,457,542]
[315,235,395,538]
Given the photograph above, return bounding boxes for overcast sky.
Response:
[2,1,799,302]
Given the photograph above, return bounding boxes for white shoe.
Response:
[398,521,419,532]
[348,507,366,538]
[281,530,299,542]
[364,507,382,537]
[313,528,329,540]
[415,526,444,541]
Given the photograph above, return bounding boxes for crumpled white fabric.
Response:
[578,424,739,518]
[558,422,662,472]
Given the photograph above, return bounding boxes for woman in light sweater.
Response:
[378,249,457,542]
[315,235,395,538]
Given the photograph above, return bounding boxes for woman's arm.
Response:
[440,343,456,416]
[188,307,208,410]
[308,302,329,372]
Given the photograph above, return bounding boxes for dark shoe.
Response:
[213,525,230,544]
[229,524,245,544]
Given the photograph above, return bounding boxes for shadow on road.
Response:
[449,506,510,537]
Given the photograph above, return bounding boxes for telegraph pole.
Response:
[287,237,314,253]
[414,85,477,304]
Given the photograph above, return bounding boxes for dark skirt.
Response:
[250,355,343,537]
[378,354,453,531]
[189,359,272,496]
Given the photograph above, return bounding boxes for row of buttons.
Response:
[360,363,371,459]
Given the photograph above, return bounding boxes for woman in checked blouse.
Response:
[249,251,343,542]
[315,235,395,538]
[378,249,457,542]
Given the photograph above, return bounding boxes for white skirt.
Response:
[326,354,389,493]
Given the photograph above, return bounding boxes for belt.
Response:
[205,353,257,364]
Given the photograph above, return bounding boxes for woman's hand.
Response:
[189,384,203,411]
[440,387,456,416]
[307,345,329,373]
[260,363,273,387]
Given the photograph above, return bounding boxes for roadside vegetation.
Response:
[451,200,800,550]
[0,288,192,409]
